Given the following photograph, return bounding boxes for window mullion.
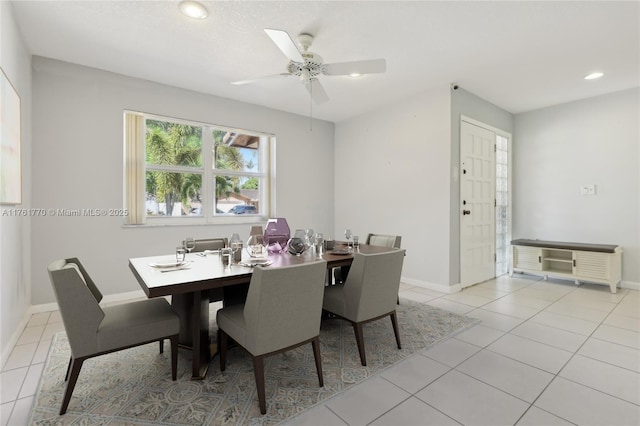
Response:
[202,126,214,220]
[212,169,265,178]
[147,164,203,174]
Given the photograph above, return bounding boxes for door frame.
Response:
[459,115,513,288]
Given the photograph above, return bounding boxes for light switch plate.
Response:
[581,184,596,195]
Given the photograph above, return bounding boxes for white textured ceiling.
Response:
[10,0,640,122]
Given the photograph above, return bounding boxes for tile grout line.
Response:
[371,359,463,426]
[416,318,539,423]
[513,286,638,423]
[462,283,616,425]
[430,280,634,425]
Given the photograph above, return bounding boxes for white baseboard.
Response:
[401,276,461,294]
[622,280,640,291]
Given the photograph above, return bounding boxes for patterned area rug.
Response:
[29,302,478,425]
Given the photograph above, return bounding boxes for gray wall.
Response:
[450,88,514,285]
[334,86,453,291]
[30,57,335,305]
[0,2,32,363]
[513,88,639,285]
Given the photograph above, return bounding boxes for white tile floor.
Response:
[2,274,639,425]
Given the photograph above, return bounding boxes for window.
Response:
[124,112,273,225]
[495,134,510,276]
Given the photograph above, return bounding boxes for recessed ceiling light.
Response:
[584,72,604,80]
[349,73,362,78]
[179,1,208,19]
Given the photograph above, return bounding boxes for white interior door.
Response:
[460,121,496,287]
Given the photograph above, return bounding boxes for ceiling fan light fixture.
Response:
[179,1,208,19]
[584,72,604,80]
[234,28,387,107]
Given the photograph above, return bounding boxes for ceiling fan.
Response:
[232,29,386,104]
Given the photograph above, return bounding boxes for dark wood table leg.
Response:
[171,291,213,380]
[191,290,211,379]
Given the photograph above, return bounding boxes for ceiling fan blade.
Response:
[304,78,330,104]
[231,73,291,85]
[323,59,387,76]
[264,29,303,63]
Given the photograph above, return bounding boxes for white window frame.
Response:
[124,111,274,226]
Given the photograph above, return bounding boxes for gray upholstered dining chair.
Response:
[217,260,327,415]
[366,233,403,304]
[323,250,405,366]
[47,258,180,415]
[334,233,402,284]
[366,233,402,249]
[183,237,228,303]
[186,237,228,252]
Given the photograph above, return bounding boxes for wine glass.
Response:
[306,228,315,247]
[314,233,324,256]
[184,237,196,254]
[344,229,352,248]
[229,233,242,263]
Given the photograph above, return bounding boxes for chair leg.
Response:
[352,322,367,366]
[170,335,178,380]
[159,338,164,354]
[60,356,85,415]
[390,311,401,349]
[65,357,73,381]
[311,337,324,387]
[219,328,227,372]
[252,356,267,415]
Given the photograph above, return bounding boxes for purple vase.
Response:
[264,218,290,254]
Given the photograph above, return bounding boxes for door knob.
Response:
[462,210,471,215]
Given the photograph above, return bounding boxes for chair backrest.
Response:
[187,238,228,252]
[47,258,104,357]
[243,260,327,355]
[343,250,405,322]
[366,233,401,249]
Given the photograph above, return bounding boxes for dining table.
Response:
[129,243,396,380]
